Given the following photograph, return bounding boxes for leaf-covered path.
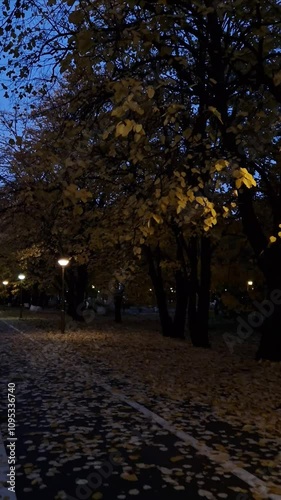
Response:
[0,317,281,500]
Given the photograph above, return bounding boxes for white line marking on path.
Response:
[0,320,23,335]
[1,319,281,499]
[99,381,281,500]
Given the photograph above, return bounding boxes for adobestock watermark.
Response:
[223,289,281,353]
[66,451,124,500]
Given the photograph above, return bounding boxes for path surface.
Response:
[0,318,280,500]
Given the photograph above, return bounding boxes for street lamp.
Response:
[58,258,69,333]
[18,274,25,319]
[247,280,253,292]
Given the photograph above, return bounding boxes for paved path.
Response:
[0,319,280,500]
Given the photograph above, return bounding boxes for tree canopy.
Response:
[0,0,280,358]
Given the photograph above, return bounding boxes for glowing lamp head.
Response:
[247,280,253,286]
[58,258,69,267]
[18,274,25,281]
[2,280,8,285]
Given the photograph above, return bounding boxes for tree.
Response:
[1,0,279,358]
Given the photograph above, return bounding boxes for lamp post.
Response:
[2,281,8,309]
[18,274,25,319]
[58,258,69,333]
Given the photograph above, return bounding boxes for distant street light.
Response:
[18,274,25,319]
[58,258,69,333]
[247,280,253,292]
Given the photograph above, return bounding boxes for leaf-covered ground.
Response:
[0,313,281,499]
[57,315,281,438]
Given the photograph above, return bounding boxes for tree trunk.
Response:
[172,269,189,339]
[66,264,88,322]
[188,236,199,345]
[187,236,212,347]
[146,246,173,337]
[196,236,211,348]
[170,229,190,339]
[255,245,281,360]
[114,294,122,323]
[256,303,281,361]
[30,283,40,307]
[238,189,281,360]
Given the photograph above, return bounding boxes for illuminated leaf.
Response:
[121,473,138,481]
[170,456,184,463]
[269,236,277,243]
[208,106,223,124]
[147,87,155,98]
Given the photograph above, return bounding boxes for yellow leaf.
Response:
[112,106,125,118]
[170,456,184,463]
[233,168,256,189]
[243,178,254,189]
[235,178,243,189]
[134,123,143,133]
[134,133,142,142]
[195,196,205,206]
[269,485,281,495]
[116,120,134,137]
[173,135,182,145]
[183,128,192,139]
[208,106,223,124]
[152,214,162,224]
[260,459,276,467]
[273,71,281,87]
[214,159,229,172]
[147,86,155,98]
[92,493,103,500]
[115,122,125,137]
[187,190,195,202]
[204,216,217,228]
[121,473,138,481]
